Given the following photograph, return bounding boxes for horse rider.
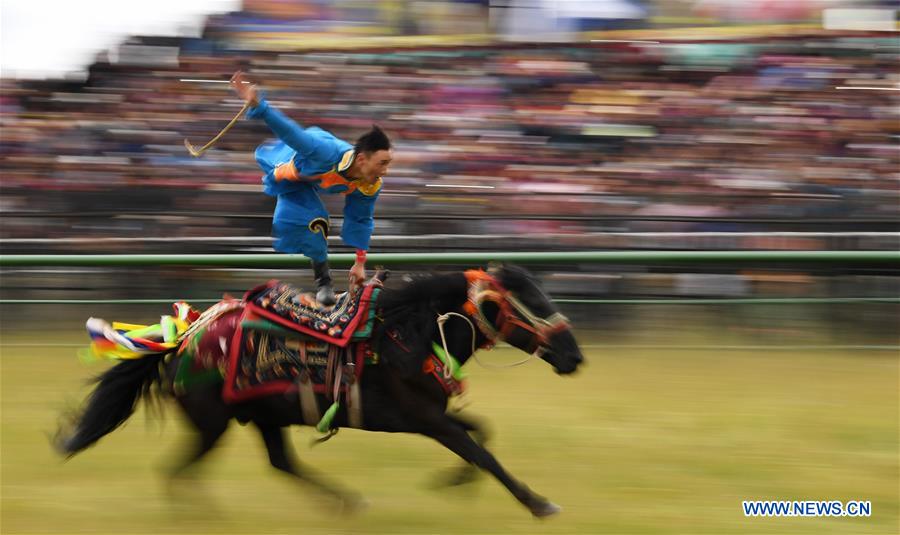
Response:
[230,71,393,306]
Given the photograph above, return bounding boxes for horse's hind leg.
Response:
[168,419,229,480]
[255,423,365,513]
[167,390,231,480]
[160,392,232,520]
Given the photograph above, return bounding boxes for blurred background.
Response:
[1,0,898,342]
[1,1,898,534]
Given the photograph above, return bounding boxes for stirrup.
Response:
[316,284,336,307]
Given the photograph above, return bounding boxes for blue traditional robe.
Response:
[248,99,381,262]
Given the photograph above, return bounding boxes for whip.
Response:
[183,102,250,157]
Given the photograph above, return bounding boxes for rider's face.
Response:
[355,149,392,181]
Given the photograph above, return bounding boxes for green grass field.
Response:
[1,332,897,535]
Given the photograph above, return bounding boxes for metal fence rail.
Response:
[2,297,897,305]
[2,251,899,267]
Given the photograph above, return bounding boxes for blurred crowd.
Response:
[1,1,898,250]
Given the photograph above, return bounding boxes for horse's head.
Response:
[463,264,584,375]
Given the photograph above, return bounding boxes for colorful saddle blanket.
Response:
[84,281,382,409]
[222,330,371,404]
[219,281,381,403]
[242,281,380,347]
[173,301,245,393]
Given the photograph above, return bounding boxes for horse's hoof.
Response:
[531,501,562,518]
[339,493,369,515]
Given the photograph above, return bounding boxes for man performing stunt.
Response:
[230,71,392,306]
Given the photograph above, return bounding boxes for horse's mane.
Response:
[492,263,542,292]
[374,272,468,376]
[377,271,468,313]
[493,264,559,314]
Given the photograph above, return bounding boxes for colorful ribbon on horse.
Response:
[79,302,200,361]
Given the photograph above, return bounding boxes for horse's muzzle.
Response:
[554,355,583,375]
[542,331,584,375]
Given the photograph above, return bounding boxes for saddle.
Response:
[241,280,380,347]
[221,277,384,431]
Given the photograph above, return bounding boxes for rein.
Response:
[436,312,536,372]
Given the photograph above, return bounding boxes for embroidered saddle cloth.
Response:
[219,281,381,404]
[222,329,371,404]
[242,281,380,346]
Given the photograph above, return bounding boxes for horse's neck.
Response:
[432,308,485,366]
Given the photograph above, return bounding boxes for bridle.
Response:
[431,269,571,379]
[463,269,570,352]
[431,269,571,376]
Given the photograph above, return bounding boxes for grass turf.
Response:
[1,332,897,534]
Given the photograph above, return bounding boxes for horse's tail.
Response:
[57,354,166,457]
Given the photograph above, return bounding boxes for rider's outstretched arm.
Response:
[231,70,327,160]
[247,100,327,160]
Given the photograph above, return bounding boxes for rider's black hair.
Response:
[354,125,392,154]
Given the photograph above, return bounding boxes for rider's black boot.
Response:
[312,260,336,307]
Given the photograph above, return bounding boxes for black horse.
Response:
[57,265,584,517]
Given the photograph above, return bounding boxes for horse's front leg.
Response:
[424,416,561,517]
[387,376,558,516]
[429,412,488,488]
[255,423,366,514]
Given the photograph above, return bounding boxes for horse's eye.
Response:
[480,300,501,325]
